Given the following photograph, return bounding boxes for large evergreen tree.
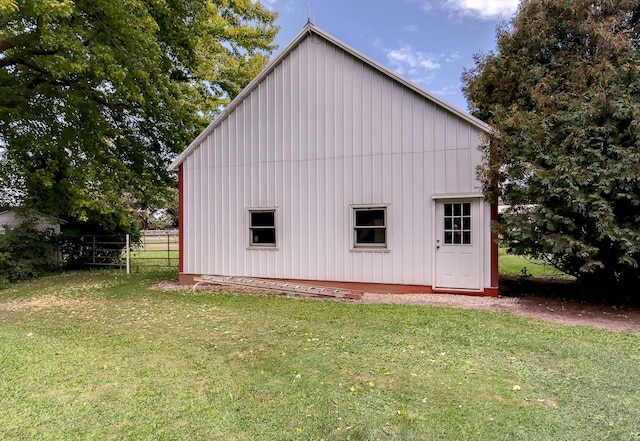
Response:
[0,0,277,232]
[463,0,640,292]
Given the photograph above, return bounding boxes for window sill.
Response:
[350,247,390,253]
[247,246,279,251]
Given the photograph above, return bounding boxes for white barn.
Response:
[169,24,499,296]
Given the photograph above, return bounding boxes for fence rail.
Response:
[81,231,179,273]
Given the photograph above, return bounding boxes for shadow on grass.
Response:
[500,275,640,307]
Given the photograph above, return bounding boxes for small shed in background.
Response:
[0,209,65,235]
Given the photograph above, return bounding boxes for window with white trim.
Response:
[353,207,387,249]
[249,209,276,247]
[443,202,471,245]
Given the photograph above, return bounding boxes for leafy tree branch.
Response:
[0,0,278,240]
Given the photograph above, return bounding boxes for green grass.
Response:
[128,237,179,268]
[499,248,572,278]
[1,270,638,440]
[129,248,179,268]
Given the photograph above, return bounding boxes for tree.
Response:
[462,0,640,292]
[0,0,277,234]
[125,187,178,230]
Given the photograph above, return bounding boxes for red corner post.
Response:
[178,164,184,274]
[489,194,499,295]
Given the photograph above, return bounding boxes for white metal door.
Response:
[434,200,481,290]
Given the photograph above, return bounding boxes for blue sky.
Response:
[260,0,521,111]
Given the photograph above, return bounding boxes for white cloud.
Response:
[413,0,519,20]
[385,44,441,78]
[430,85,460,96]
[444,51,461,63]
[419,1,434,13]
[442,0,520,20]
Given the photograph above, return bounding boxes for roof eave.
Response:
[167,23,317,171]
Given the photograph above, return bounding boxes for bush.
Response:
[0,221,62,286]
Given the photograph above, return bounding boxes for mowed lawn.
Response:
[498,248,572,278]
[1,270,639,440]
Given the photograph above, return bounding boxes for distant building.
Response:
[0,209,64,235]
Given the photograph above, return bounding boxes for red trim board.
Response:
[178,164,184,273]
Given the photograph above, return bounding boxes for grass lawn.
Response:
[128,235,179,268]
[128,248,179,268]
[498,249,572,278]
[1,269,639,440]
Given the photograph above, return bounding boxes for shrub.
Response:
[0,221,62,286]
[59,217,139,270]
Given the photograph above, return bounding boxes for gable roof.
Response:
[168,23,490,171]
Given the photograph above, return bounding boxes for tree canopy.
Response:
[0,0,277,232]
[463,0,640,291]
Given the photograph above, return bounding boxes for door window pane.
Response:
[443,203,471,245]
[445,231,453,244]
[444,218,452,230]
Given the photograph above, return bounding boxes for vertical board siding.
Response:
[182,34,486,285]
